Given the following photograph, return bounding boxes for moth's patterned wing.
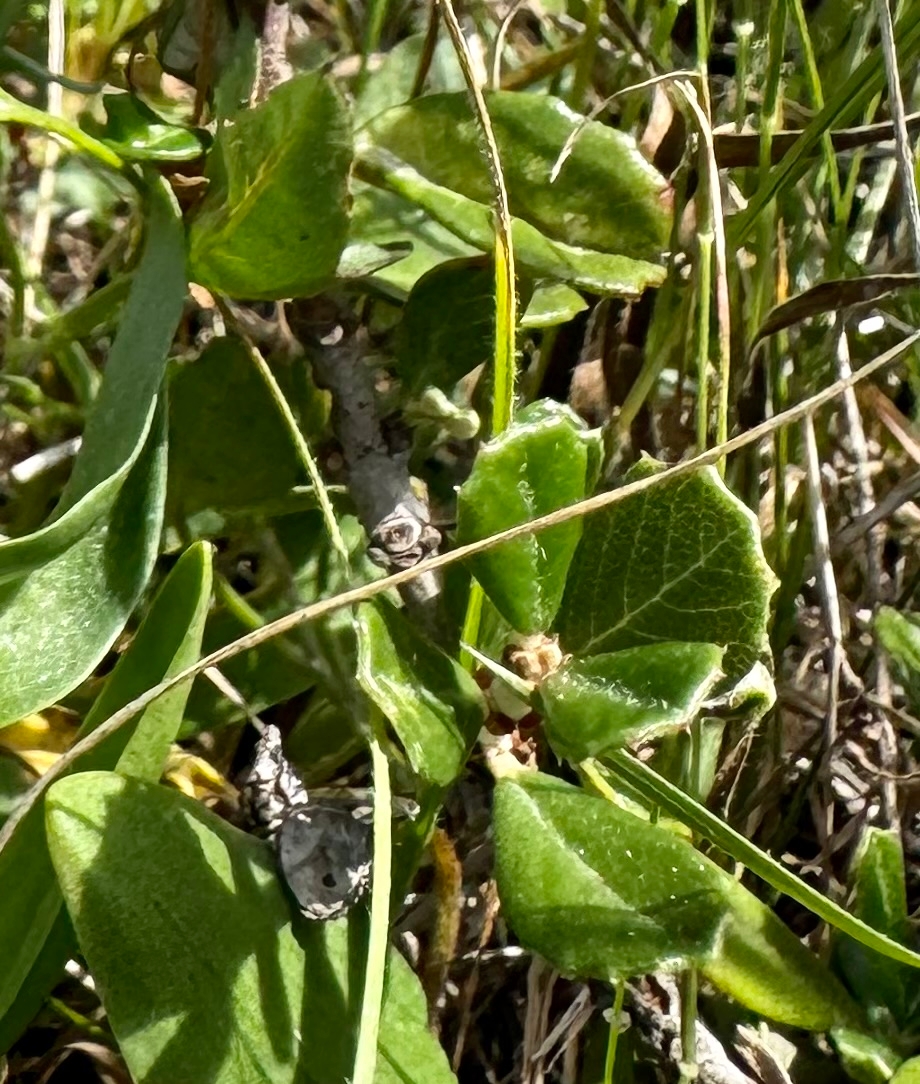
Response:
[239,724,374,920]
[238,723,309,835]
[275,802,373,921]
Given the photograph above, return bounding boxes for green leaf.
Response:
[556,459,777,683]
[81,543,214,775]
[495,771,726,978]
[47,773,304,1084]
[540,643,725,762]
[0,401,167,727]
[456,400,601,634]
[892,1057,920,1084]
[705,878,860,1033]
[364,92,671,260]
[357,600,486,787]
[394,257,533,394]
[0,178,185,585]
[731,9,920,244]
[834,827,918,1033]
[336,240,412,280]
[356,145,667,296]
[46,772,456,1084]
[63,176,185,509]
[0,543,212,1049]
[0,910,76,1056]
[17,276,131,369]
[91,93,208,162]
[188,73,352,300]
[494,771,859,1030]
[348,183,477,299]
[604,748,920,973]
[353,34,464,128]
[521,282,587,329]
[875,607,920,713]
[168,338,320,517]
[0,86,124,170]
[831,1029,902,1084]
[0,420,146,586]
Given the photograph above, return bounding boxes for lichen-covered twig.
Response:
[291,301,444,636]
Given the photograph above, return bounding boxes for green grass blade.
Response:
[605,749,920,970]
[732,8,920,242]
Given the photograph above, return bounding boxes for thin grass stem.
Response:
[603,979,626,1084]
[352,708,393,1084]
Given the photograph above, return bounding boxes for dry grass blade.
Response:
[712,111,920,168]
[750,274,920,350]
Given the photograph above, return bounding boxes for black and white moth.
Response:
[239,725,372,921]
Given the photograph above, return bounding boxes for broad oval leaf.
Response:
[46,772,456,1084]
[540,642,725,762]
[364,92,671,260]
[394,257,533,395]
[456,400,601,635]
[495,771,859,1030]
[357,600,486,787]
[168,337,322,517]
[0,543,213,1048]
[188,73,352,300]
[356,145,667,297]
[556,459,778,682]
[495,771,726,979]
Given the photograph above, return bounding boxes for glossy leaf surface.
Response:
[356,145,667,296]
[540,642,725,762]
[495,771,858,1030]
[457,400,600,634]
[189,73,352,299]
[365,92,671,259]
[395,257,532,394]
[93,93,208,161]
[357,600,486,787]
[557,460,777,681]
